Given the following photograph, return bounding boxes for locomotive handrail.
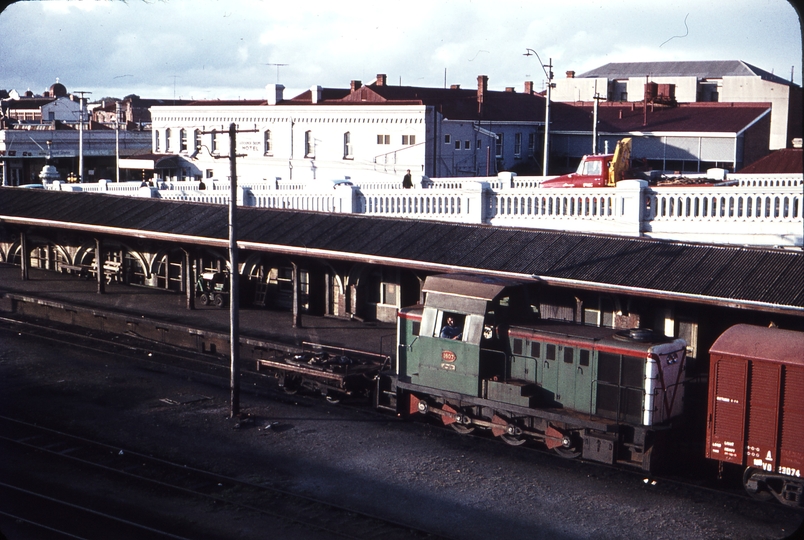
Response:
[480,347,509,381]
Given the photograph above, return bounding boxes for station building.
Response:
[551,60,803,152]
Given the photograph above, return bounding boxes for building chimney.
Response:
[266,83,284,106]
[376,74,387,86]
[450,84,461,90]
[524,81,534,95]
[310,85,322,104]
[350,80,362,92]
[477,75,488,114]
[566,70,575,78]
[505,87,515,93]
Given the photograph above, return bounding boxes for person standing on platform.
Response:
[402,169,413,189]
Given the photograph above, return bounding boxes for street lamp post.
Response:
[74,91,91,183]
[524,49,554,176]
[115,101,121,182]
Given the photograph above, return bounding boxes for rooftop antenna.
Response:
[171,75,180,103]
[263,63,288,83]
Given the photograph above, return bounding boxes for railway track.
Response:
[0,413,452,540]
[1,312,799,524]
[0,315,455,540]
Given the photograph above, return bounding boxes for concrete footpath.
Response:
[0,263,397,357]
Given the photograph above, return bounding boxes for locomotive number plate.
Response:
[441,350,457,362]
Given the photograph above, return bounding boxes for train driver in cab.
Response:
[440,316,462,340]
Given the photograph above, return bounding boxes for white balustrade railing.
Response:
[42,172,803,248]
[732,173,802,188]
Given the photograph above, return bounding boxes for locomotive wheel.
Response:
[487,412,525,445]
[501,433,527,446]
[446,403,475,435]
[742,468,773,501]
[450,422,474,435]
[214,294,224,308]
[281,376,301,395]
[199,293,209,306]
[553,432,582,459]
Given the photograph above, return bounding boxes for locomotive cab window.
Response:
[419,307,486,345]
[439,313,464,340]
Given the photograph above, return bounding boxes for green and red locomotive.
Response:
[379,273,687,471]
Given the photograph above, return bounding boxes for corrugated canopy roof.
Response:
[1,189,802,315]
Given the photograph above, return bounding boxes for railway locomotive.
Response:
[376,273,688,472]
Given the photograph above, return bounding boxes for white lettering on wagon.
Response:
[778,466,801,477]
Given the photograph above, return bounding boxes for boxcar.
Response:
[706,324,804,507]
[382,273,687,471]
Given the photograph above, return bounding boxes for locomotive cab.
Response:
[398,274,534,396]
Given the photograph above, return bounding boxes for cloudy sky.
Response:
[1,0,801,101]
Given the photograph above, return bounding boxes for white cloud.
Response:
[0,0,799,100]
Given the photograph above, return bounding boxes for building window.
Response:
[305,130,314,157]
[368,269,399,306]
[514,133,522,158]
[205,169,213,178]
[180,129,187,152]
[495,133,503,158]
[528,133,536,155]
[402,134,415,145]
[444,134,451,144]
[455,140,461,150]
[476,138,481,150]
[343,132,352,159]
[211,130,217,153]
[155,131,160,152]
[165,128,172,152]
[264,130,272,155]
[377,134,390,144]
[194,129,201,153]
[464,140,471,150]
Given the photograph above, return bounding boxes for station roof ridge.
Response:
[1,188,802,315]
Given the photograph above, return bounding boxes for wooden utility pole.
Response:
[228,122,241,418]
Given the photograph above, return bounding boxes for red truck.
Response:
[540,138,632,188]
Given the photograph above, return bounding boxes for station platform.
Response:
[0,264,398,358]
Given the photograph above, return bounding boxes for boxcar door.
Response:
[706,357,748,464]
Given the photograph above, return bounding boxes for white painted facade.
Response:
[149,81,548,184]
[40,96,84,123]
[151,103,430,184]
